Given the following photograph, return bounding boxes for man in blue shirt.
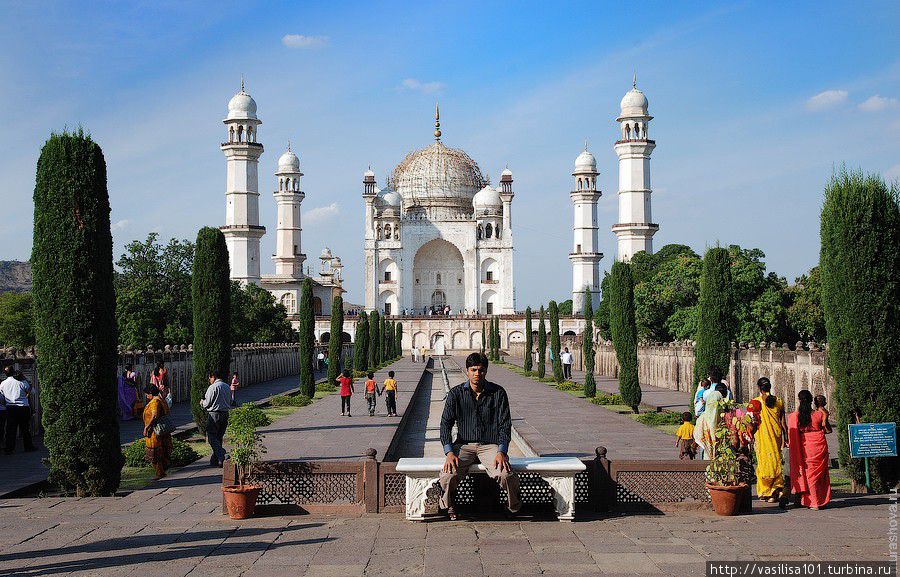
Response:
[438,352,521,520]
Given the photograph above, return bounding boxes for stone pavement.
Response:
[455,357,676,460]
[0,454,891,576]
[0,367,325,497]
[263,359,428,461]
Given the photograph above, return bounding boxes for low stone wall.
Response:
[595,341,833,411]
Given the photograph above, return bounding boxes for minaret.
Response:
[362,167,377,311]
[570,147,603,316]
[221,78,265,284]
[612,75,658,262]
[273,143,305,278]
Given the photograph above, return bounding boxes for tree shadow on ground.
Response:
[0,523,330,576]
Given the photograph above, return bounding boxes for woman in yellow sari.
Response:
[142,384,173,480]
[753,377,788,502]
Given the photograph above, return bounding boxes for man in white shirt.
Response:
[561,347,574,380]
[317,351,326,371]
[1,366,35,453]
[199,370,232,467]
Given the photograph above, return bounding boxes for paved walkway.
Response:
[0,456,890,576]
[262,359,429,461]
[0,368,325,497]
[450,357,676,460]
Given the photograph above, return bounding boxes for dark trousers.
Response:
[341,395,351,414]
[385,391,397,415]
[366,392,377,415]
[206,411,229,466]
[4,405,34,453]
[0,410,5,447]
[563,363,572,380]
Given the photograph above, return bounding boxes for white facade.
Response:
[221,81,265,284]
[569,149,602,316]
[612,77,659,262]
[364,108,515,315]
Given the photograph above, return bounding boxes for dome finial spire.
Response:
[287,140,291,152]
[584,138,589,151]
[434,102,442,141]
[241,74,245,93]
[632,70,637,89]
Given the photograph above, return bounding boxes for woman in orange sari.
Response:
[788,390,831,509]
[754,377,788,503]
[142,384,173,480]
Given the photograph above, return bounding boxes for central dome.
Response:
[390,141,486,209]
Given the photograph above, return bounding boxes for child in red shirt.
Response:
[338,370,354,417]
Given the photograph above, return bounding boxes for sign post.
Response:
[848,422,897,491]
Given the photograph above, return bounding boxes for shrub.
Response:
[590,393,625,406]
[316,381,337,393]
[226,405,267,486]
[555,380,580,392]
[32,130,123,496]
[123,437,200,468]
[227,404,271,433]
[633,411,683,426]
[269,394,312,408]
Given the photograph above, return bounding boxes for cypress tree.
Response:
[298,277,316,397]
[495,316,502,360]
[583,290,596,398]
[694,247,734,389]
[368,310,379,370]
[481,321,486,354]
[395,322,403,359]
[32,129,123,496]
[327,294,344,384]
[537,306,547,379]
[353,312,369,374]
[609,261,641,412]
[821,169,900,492]
[523,307,533,373]
[380,317,387,364]
[488,317,495,360]
[190,227,232,430]
[549,300,563,382]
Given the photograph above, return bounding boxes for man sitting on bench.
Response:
[439,352,521,520]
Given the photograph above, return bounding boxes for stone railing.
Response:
[0,342,352,433]
[594,341,833,411]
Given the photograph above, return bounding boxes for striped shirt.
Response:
[440,380,512,455]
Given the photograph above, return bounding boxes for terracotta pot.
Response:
[223,485,261,519]
[706,483,749,516]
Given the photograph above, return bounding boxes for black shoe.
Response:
[447,506,459,521]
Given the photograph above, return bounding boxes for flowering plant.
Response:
[706,399,757,486]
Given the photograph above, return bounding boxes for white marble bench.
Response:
[396,456,586,521]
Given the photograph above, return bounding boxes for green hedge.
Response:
[269,394,312,407]
[633,411,684,426]
[590,393,625,406]
[226,404,271,433]
[123,438,200,468]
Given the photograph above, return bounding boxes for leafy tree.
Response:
[787,266,826,342]
[115,233,194,349]
[327,294,344,384]
[582,290,596,398]
[368,310,380,370]
[739,274,792,345]
[609,261,640,412]
[230,282,294,343]
[558,299,573,316]
[0,292,35,348]
[523,307,533,373]
[32,129,123,496]
[190,227,232,431]
[694,247,734,388]
[633,247,701,342]
[821,169,899,492]
[537,306,547,378]
[353,312,369,372]
[548,301,562,382]
[298,278,316,397]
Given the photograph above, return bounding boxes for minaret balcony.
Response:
[221,141,264,149]
[614,138,655,145]
[611,222,660,233]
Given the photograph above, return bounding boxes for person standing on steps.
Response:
[382,371,398,417]
[560,347,573,380]
[199,370,232,468]
[438,352,521,521]
[338,370,354,417]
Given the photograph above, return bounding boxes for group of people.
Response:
[680,364,832,510]
[337,370,399,417]
[411,346,428,363]
[529,346,576,380]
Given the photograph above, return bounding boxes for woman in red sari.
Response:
[787,390,831,509]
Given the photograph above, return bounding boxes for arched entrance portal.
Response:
[413,239,464,312]
[431,333,446,355]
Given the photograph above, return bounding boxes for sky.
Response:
[1,1,898,308]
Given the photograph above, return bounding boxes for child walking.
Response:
[381,371,398,417]
[676,412,697,460]
[338,370,354,417]
[365,372,379,416]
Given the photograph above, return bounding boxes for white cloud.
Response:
[805,90,848,111]
[111,219,129,231]
[399,78,445,95]
[305,203,339,224]
[281,34,329,49]
[884,164,900,181]
[858,94,899,113]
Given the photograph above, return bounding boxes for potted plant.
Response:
[705,398,755,516]
[222,405,267,519]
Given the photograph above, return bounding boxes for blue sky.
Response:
[2,1,898,308]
